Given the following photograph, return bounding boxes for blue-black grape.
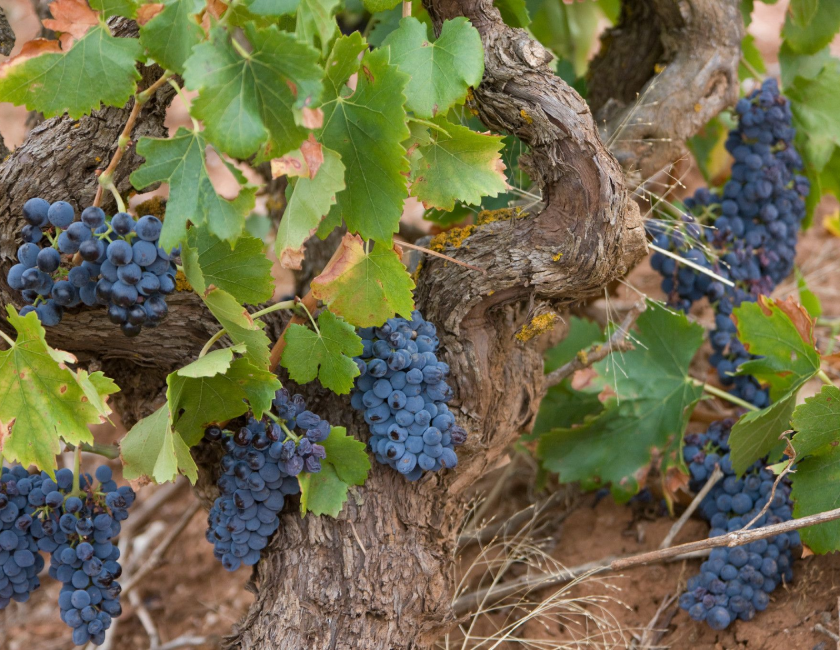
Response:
[678,420,799,629]
[350,310,466,480]
[204,391,331,571]
[6,198,179,335]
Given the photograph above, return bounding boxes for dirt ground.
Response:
[2,1,840,649]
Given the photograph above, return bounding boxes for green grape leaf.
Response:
[0,26,141,119]
[779,42,831,87]
[281,309,362,394]
[296,0,340,56]
[0,308,119,473]
[182,227,274,305]
[782,0,840,55]
[131,128,257,251]
[167,351,281,446]
[407,116,507,211]
[139,0,203,74]
[733,296,821,399]
[299,425,370,516]
[183,24,322,160]
[319,33,409,243]
[789,0,820,28]
[494,0,530,28]
[382,17,484,118]
[275,147,345,269]
[790,386,840,553]
[728,385,803,475]
[120,404,198,484]
[201,287,272,369]
[795,267,823,318]
[362,0,401,12]
[90,0,138,18]
[242,0,300,15]
[786,59,840,172]
[536,302,705,500]
[310,234,415,328]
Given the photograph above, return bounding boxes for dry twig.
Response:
[544,301,646,389]
[659,466,722,549]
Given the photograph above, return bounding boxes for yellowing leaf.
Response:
[0,307,119,473]
[311,233,415,327]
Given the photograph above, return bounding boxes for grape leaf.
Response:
[296,0,340,56]
[167,350,281,446]
[201,287,272,369]
[275,147,345,269]
[495,0,530,28]
[536,302,705,501]
[242,0,300,15]
[139,0,203,74]
[120,404,198,484]
[733,296,821,399]
[131,128,257,251]
[319,33,409,244]
[0,308,118,473]
[0,26,141,119]
[362,0,401,12]
[779,42,831,87]
[786,57,840,171]
[795,267,823,318]
[782,0,840,55]
[281,309,362,394]
[310,234,415,327]
[183,24,322,160]
[408,116,507,210]
[182,227,274,305]
[42,0,98,47]
[299,425,370,516]
[383,17,484,118]
[728,385,803,475]
[789,0,820,28]
[790,386,840,553]
[89,0,138,18]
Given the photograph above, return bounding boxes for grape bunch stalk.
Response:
[351,310,467,480]
[203,389,331,572]
[6,197,179,336]
[0,464,134,646]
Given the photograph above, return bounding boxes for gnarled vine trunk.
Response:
[0,2,742,648]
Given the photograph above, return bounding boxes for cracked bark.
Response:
[225,1,646,648]
[588,0,743,183]
[0,3,739,649]
[0,6,14,56]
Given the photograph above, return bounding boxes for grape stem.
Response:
[695,380,760,412]
[269,291,318,373]
[818,369,834,387]
[265,412,300,442]
[70,445,82,497]
[93,70,175,209]
[198,300,296,358]
[395,238,485,274]
[0,329,14,348]
[63,441,120,460]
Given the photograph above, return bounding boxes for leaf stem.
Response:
[0,329,14,348]
[64,441,120,460]
[408,116,449,137]
[818,370,834,387]
[298,299,319,333]
[265,412,299,442]
[199,328,227,358]
[70,445,82,497]
[94,71,174,209]
[250,300,297,321]
[694,379,760,412]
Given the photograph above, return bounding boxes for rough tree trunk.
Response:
[0,4,742,649]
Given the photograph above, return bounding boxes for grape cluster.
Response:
[0,466,47,609]
[0,464,133,646]
[649,79,809,409]
[677,421,799,629]
[350,311,467,481]
[204,393,330,572]
[6,197,178,336]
